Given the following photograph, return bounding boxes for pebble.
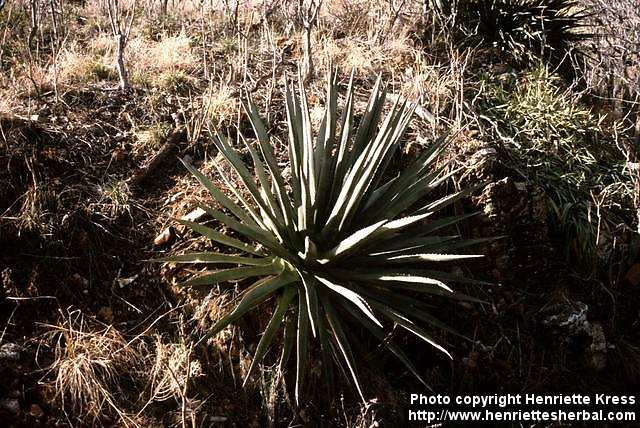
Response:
[153,227,174,246]
[0,398,19,414]
[0,343,20,362]
[29,404,44,418]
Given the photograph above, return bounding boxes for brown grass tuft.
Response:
[42,310,146,426]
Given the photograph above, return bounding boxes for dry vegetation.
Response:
[1,0,640,426]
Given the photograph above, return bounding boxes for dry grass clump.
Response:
[199,83,237,126]
[41,310,209,426]
[147,337,201,403]
[0,97,13,115]
[17,180,58,234]
[156,69,197,93]
[127,32,199,88]
[51,45,116,86]
[43,310,146,425]
[582,0,640,112]
[316,33,416,75]
[324,0,376,37]
[133,123,173,156]
[87,33,115,57]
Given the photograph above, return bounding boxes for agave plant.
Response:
[162,72,486,402]
[434,0,589,73]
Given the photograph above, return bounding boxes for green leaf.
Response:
[181,159,259,228]
[182,265,281,287]
[243,96,297,232]
[240,134,286,228]
[197,272,299,346]
[243,285,297,385]
[212,133,286,238]
[338,299,430,389]
[341,270,454,293]
[315,275,382,328]
[197,203,294,261]
[371,302,452,360]
[298,270,320,337]
[322,219,387,260]
[279,311,297,376]
[295,287,310,404]
[177,219,263,256]
[383,253,484,263]
[156,252,272,266]
[316,298,334,389]
[324,299,366,403]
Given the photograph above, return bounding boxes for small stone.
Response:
[0,343,20,362]
[116,274,138,289]
[464,351,479,369]
[0,398,19,414]
[111,148,126,162]
[589,322,607,371]
[29,404,44,418]
[180,207,207,223]
[474,147,497,158]
[154,227,174,246]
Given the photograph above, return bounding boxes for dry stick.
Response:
[117,306,180,354]
[200,5,208,79]
[108,0,136,91]
[25,0,40,97]
[127,127,187,189]
[299,0,322,82]
[379,0,408,43]
[48,0,62,101]
[5,296,57,301]
[0,4,12,66]
[181,346,193,428]
[0,305,18,346]
[28,0,38,50]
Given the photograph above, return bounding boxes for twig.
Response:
[5,296,57,301]
[127,127,186,189]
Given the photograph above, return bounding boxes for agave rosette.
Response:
[161,72,487,401]
[437,0,589,68]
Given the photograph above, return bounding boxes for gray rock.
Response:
[0,343,20,362]
[0,398,19,414]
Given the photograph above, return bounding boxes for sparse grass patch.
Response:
[156,69,196,94]
[477,66,633,263]
[53,46,116,85]
[125,33,199,91]
[317,33,415,75]
[88,62,118,81]
[41,310,206,426]
[216,36,238,56]
[18,184,57,233]
[93,179,133,220]
[133,123,173,156]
